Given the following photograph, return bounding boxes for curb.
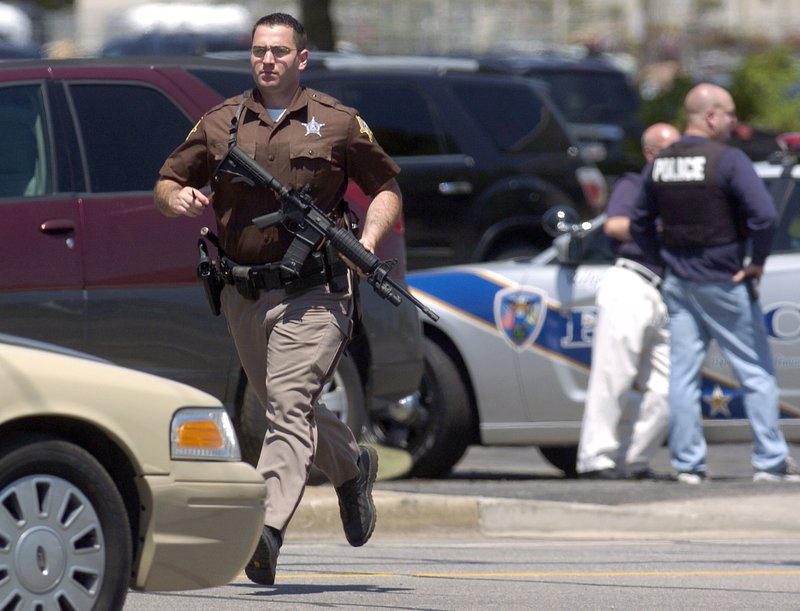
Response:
[287,488,800,541]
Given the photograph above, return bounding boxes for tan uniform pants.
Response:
[221,281,360,533]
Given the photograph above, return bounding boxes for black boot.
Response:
[245,525,282,585]
[335,445,378,547]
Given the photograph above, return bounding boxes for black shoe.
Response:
[245,526,282,585]
[628,468,676,481]
[579,469,622,480]
[336,445,378,547]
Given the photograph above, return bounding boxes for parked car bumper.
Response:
[134,462,266,592]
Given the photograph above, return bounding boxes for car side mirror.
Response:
[542,206,581,237]
[542,206,607,266]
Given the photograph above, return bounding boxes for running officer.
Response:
[154,12,403,583]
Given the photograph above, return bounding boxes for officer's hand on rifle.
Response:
[340,237,377,279]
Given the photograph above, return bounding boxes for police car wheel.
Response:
[539,445,578,478]
[408,338,472,478]
[0,436,132,611]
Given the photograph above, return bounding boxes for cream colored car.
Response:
[0,334,266,610]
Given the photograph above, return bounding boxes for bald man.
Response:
[577,123,680,480]
[631,83,798,483]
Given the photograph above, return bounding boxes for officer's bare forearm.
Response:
[604,216,632,242]
[360,179,402,252]
[154,179,182,217]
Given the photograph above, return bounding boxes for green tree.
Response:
[729,46,800,133]
[26,0,72,9]
[639,73,693,131]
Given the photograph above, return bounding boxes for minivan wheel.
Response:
[0,439,132,611]
[237,352,366,468]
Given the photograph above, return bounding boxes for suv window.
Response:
[453,81,571,153]
[67,83,194,192]
[0,84,49,197]
[315,82,450,157]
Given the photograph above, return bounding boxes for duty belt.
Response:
[223,251,344,299]
[614,258,662,289]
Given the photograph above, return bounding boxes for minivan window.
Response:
[68,83,194,192]
[453,81,571,154]
[187,68,253,98]
[0,84,50,197]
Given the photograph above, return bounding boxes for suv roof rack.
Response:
[315,55,479,73]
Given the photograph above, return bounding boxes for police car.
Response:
[398,152,800,478]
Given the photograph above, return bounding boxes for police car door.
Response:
[510,218,612,441]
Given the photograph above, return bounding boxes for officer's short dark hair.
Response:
[251,13,307,51]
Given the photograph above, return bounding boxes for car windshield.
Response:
[769,174,800,254]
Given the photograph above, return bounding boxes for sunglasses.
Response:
[251,45,298,59]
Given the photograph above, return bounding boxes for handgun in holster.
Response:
[197,238,225,316]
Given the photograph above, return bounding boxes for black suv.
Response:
[479,53,643,179]
[301,56,607,269]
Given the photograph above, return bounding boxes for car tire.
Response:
[237,351,366,469]
[539,445,578,478]
[409,337,472,478]
[487,239,544,261]
[0,438,132,611]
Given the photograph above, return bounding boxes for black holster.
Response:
[197,238,225,316]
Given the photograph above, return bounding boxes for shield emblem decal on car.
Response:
[494,286,548,349]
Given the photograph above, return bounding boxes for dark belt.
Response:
[615,258,662,289]
[223,251,331,298]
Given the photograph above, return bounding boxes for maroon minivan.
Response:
[0,57,423,464]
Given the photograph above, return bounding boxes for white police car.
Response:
[397,155,800,477]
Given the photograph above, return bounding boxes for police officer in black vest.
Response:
[630,83,799,484]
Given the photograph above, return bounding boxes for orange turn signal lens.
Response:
[176,420,225,449]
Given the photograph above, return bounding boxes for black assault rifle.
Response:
[214,144,439,322]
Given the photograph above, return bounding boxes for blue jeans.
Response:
[661,272,788,473]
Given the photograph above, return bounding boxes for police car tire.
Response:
[539,445,578,478]
[0,436,132,611]
[410,337,472,478]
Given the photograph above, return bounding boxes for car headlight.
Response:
[170,407,242,461]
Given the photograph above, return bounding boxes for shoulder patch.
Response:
[356,115,374,143]
[185,119,201,141]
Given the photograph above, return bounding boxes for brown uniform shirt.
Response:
[159,86,400,265]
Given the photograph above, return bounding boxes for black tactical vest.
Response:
[649,139,744,248]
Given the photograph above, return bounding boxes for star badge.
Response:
[704,384,732,418]
[301,116,325,137]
